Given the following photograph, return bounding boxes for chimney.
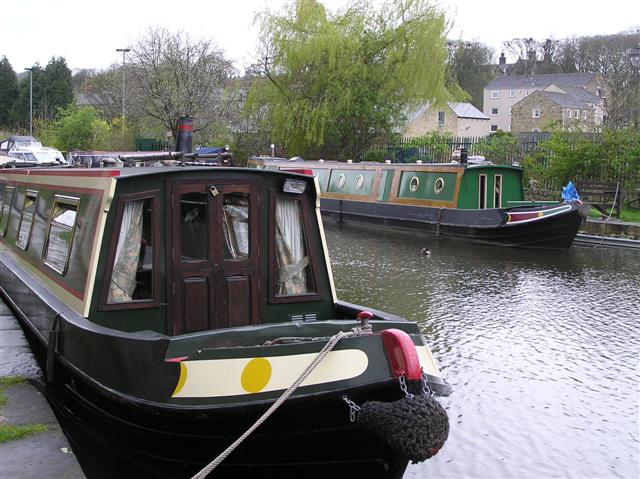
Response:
[460,147,468,164]
[499,52,506,66]
[175,117,193,153]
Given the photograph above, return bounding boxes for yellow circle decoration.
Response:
[537,212,544,217]
[241,358,272,393]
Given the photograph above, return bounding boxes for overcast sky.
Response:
[3,0,639,73]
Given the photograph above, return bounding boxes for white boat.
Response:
[0,136,66,164]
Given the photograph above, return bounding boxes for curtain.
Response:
[223,198,249,259]
[275,197,309,295]
[108,200,144,302]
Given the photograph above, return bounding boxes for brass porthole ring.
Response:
[409,176,419,193]
[337,173,346,189]
[434,177,445,195]
[355,174,364,190]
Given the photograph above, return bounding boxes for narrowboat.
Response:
[248,156,587,249]
[0,161,450,478]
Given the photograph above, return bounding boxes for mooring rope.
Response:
[190,326,371,479]
[592,181,620,249]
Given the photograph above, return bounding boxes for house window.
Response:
[509,107,512,115]
[491,108,499,115]
[490,125,498,132]
[273,196,316,298]
[0,186,15,237]
[532,108,540,118]
[16,190,38,250]
[438,111,445,126]
[574,110,579,118]
[490,91,500,99]
[597,88,606,98]
[583,110,587,120]
[43,196,80,274]
[524,89,529,96]
[509,90,516,98]
[105,194,158,305]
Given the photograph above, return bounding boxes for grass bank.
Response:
[0,376,48,444]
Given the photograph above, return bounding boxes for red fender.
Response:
[381,329,422,380]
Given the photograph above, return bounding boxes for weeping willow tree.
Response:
[248,0,458,159]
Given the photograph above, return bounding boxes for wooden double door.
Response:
[169,180,259,335]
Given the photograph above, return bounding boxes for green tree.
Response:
[40,57,74,123]
[0,57,18,127]
[448,40,495,109]
[249,0,454,159]
[38,105,128,152]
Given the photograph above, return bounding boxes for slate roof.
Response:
[486,73,596,90]
[406,102,488,123]
[514,88,596,110]
[449,102,489,120]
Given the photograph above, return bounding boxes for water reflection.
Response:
[324,223,640,479]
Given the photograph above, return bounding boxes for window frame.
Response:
[42,195,80,275]
[268,192,321,304]
[509,89,516,98]
[99,190,161,311]
[494,174,503,208]
[532,108,541,118]
[16,190,39,250]
[490,90,500,99]
[437,111,445,126]
[490,107,499,115]
[0,186,16,237]
[479,174,487,209]
[490,125,498,132]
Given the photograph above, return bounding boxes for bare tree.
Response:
[127,28,235,138]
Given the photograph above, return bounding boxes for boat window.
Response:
[434,177,445,195]
[43,196,79,274]
[16,190,38,250]
[107,197,156,303]
[274,197,316,297]
[337,174,346,189]
[494,175,503,208]
[409,176,420,193]
[479,174,487,209]
[0,186,15,236]
[355,175,364,190]
[180,192,208,261]
[223,192,250,260]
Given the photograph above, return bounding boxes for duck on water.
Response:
[0,121,450,478]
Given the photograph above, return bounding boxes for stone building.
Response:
[511,84,603,133]
[403,102,490,138]
[483,73,607,132]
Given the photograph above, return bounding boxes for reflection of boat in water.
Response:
[249,155,587,249]
[0,157,450,477]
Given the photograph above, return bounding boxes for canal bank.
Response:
[0,299,85,479]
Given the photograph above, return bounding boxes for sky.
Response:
[3,0,639,73]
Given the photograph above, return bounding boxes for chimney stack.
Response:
[175,117,193,153]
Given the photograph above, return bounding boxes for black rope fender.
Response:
[354,393,449,463]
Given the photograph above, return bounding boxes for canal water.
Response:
[324,223,640,479]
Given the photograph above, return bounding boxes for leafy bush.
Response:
[363,149,385,162]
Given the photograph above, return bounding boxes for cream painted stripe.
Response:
[82,178,117,316]
[0,246,85,313]
[313,176,337,303]
[3,174,117,191]
[173,349,368,398]
[416,345,441,377]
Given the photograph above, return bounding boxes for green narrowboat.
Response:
[0,164,450,478]
[248,157,587,249]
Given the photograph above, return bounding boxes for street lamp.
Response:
[116,48,131,149]
[24,67,34,136]
[629,46,640,68]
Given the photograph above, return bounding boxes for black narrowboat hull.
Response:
[0,255,447,479]
[321,198,584,249]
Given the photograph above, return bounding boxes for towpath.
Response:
[0,299,85,478]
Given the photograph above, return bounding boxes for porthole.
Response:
[355,175,364,190]
[337,173,346,189]
[409,176,420,193]
[434,177,445,195]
